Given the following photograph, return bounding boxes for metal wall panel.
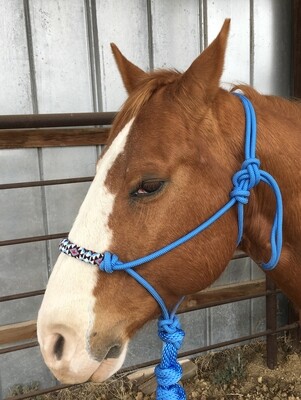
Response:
[253,0,291,95]
[0,347,56,398]
[207,0,251,85]
[28,0,93,113]
[0,0,32,115]
[95,0,150,111]
[151,0,201,70]
[0,0,292,397]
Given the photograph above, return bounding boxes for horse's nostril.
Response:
[53,334,65,360]
[105,345,121,360]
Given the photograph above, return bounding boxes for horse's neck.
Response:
[221,89,301,308]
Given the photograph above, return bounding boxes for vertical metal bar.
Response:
[292,0,301,97]
[23,0,38,114]
[85,0,98,113]
[91,0,103,112]
[287,300,301,351]
[85,0,103,159]
[266,275,278,369]
[146,0,154,70]
[203,0,208,49]
[198,0,204,53]
[249,0,254,87]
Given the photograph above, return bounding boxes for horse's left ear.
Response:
[181,19,230,103]
[111,43,147,94]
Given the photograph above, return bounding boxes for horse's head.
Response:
[37,20,239,384]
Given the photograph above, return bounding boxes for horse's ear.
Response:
[111,43,147,94]
[181,19,230,103]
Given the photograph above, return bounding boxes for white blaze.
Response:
[70,118,134,251]
[37,119,134,381]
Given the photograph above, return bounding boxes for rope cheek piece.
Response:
[59,94,283,400]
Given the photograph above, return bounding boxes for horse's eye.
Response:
[132,180,164,197]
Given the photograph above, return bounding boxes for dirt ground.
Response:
[11,338,301,400]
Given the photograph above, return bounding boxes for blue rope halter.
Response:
[59,93,283,400]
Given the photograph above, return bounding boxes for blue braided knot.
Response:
[155,315,186,400]
[100,252,122,273]
[230,158,261,204]
[155,383,186,400]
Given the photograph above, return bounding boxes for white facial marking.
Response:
[37,118,134,383]
[70,118,135,251]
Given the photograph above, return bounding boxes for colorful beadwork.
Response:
[59,238,104,266]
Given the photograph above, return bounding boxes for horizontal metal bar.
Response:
[0,176,94,190]
[4,322,299,400]
[0,233,68,247]
[0,112,116,129]
[0,290,45,303]
[0,340,39,355]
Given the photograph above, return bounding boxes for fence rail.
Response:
[1,278,277,348]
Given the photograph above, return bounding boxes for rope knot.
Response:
[155,313,186,398]
[99,252,122,273]
[155,362,183,388]
[156,383,186,400]
[158,315,185,349]
[230,157,261,204]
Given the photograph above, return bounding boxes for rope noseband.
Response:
[59,94,283,400]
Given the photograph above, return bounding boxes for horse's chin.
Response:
[90,343,128,382]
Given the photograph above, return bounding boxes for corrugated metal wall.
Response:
[0,0,291,397]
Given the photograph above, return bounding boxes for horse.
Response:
[37,19,301,391]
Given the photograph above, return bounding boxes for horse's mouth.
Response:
[104,344,123,360]
[90,342,128,382]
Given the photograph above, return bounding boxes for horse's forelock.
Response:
[110,69,181,138]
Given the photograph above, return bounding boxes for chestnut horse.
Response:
[37,20,301,388]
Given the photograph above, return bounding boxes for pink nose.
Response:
[38,326,100,384]
[41,332,65,362]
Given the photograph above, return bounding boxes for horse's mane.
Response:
[232,84,301,119]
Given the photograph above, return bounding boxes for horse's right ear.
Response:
[180,19,230,104]
[111,44,147,94]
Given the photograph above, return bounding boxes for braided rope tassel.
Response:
[155,315,186,400]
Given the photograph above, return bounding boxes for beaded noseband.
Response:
[59,94,283,400]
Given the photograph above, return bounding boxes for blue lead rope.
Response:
[59,94,283,400]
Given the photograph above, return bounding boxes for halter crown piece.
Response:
[59,93,283,400]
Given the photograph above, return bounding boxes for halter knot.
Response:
[230,157,261,204]
[158,315,185,349]
[100,252,122,273]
